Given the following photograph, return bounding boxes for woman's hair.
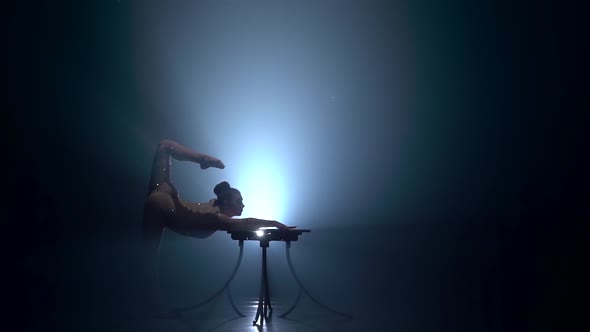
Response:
[213,181,239,207]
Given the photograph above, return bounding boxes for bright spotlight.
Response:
[255,230,264,237]
[233,154,287,221]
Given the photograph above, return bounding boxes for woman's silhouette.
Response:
[142,139,290,317]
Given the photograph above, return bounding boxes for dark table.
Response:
[171,227,350,327]
[228,227,310,327]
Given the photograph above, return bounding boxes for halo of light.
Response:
[232,152,287,222]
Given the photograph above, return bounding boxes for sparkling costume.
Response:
[143,142,222,242]
[141,140,228,315]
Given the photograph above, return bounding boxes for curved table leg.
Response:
[227,287,246,317]
[171,241,245,317]
[280,242,353,319]
[279,287,303,318]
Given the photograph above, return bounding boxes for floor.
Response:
[39,297,385,332]
[19,224,510,332]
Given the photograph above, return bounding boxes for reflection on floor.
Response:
[45,297,376,332]
[29,224,512,331]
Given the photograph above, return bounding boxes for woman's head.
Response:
[213,181,244,217]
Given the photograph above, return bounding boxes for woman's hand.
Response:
[243,218,294,231]
[200,156,225,169]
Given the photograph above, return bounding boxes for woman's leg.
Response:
[142,190,175,316]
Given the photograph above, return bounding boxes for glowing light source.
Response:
[255,230,264,237]
[231,151,288,222]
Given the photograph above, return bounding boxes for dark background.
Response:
[4,1,585,331]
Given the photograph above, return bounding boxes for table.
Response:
[228,227,310,327]
[171,227,351,327]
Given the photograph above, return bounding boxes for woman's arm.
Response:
[170,193,291,232]
[217,216,293,231]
